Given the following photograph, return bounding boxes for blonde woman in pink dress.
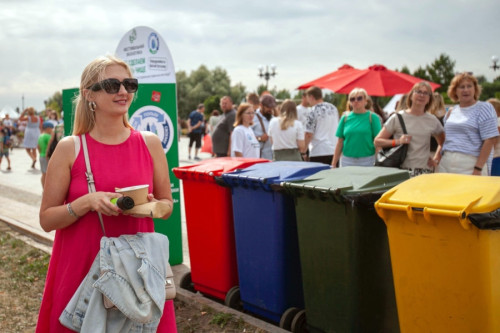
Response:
[36,55,177,332]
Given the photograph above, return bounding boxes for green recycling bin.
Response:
[282,166,409,333]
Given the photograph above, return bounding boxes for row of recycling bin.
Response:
[173,158,500,333]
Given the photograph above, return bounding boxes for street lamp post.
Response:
[491,55,499,71]
[258,64,277,90]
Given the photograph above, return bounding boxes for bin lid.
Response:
[281,166,410,202]
[172,157,269,180]
[375,173,500,229]
[221,161,330,190]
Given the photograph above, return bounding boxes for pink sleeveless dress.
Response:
[36,130,177,332]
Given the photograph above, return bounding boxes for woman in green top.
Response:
[332,88,382,167]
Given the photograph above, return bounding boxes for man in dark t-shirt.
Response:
[211,96,236,157]
[187,104,205,160]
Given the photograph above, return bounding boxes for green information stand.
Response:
[61,26,182,265]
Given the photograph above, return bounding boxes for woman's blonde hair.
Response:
[429,92,446,118]
[447,72,481,103]
[72,55,134,135]
[279,99,298,130]
[234,103,253,127]
[25,107,36,116]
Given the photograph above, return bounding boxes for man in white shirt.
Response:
[304,86,339,165]
[296,93,310,127]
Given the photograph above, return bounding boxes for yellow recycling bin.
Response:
[375,173,500,333]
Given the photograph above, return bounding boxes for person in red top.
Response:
[36,55,177,332]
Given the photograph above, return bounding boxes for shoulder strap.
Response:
[445,107,453,121]
[255,112,266,133]
[396,113,407,134]
[81,134,106,236]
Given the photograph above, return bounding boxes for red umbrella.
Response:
[297,64,360,90]
[300,64,441,96]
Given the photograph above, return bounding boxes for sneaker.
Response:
[194,157,201,161]
[188,155,192,160]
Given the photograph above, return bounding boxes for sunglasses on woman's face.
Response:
[349,96,364,102]
[88,78,139,94]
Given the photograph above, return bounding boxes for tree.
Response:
[413,66,430,81]
[398,66,411,75]
[203,95,221,116]
[275,89,291,101]
[44,91,62,113]
[425,53,456,93]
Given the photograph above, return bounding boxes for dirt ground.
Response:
[0,224,267,333]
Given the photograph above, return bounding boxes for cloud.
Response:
[0,0,499,110]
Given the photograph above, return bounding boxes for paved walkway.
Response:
[0,136,287,332]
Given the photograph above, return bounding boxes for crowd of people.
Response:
[194,72,499,177]
[1,108,64,185]
[0,54,494,331]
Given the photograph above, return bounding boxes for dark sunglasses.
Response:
[349,96,364,102]
[88,78,139,94]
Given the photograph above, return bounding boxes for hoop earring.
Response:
[89,101,96,112]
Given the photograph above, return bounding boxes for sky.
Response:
[0,0,499,112]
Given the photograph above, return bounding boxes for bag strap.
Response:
[396,113,407,135]
[81,133,106,236]
[255,112,266,133]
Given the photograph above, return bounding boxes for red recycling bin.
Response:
[173,157,269,301]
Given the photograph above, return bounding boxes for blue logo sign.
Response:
[129,106,174,153]
[148,33,160,54]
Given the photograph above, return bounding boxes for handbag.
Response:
[375,113,408,168]
[80,134,176,309]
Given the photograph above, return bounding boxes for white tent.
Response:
[383,94,403,114]
[0,106,19,119]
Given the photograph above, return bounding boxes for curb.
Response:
[0,217,287,333]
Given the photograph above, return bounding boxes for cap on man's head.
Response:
[260,95,276,108]
[42,121,54,129]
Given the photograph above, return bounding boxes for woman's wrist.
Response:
[474,165,482,172]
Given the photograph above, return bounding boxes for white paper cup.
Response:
[115,184,149,205]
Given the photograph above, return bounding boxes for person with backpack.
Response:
[332,88,382,167]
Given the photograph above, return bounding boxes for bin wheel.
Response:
[179,272,195,293]
[279,307,300,330]
[291,309,307,333]
[224,286,242,310]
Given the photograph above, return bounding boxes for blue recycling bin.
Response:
[222,161,330,330]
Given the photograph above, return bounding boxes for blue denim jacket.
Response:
[60,233,170,332]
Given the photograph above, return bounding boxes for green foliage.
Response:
[210,312,234,328]
[413,66,430,81]
[44,91,62,112]
[480,81,500,101]
[275,89,291,100]
[176,65,246,119]
[399,66,411,74]
[425,53,456,93]
[204,95,221,116]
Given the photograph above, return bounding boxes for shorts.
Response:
[40,156,48,173]
[0,150,9,158]
[189,132,202,149]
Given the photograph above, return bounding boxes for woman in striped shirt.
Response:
[437,72,499,175]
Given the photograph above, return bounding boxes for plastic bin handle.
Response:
[375,196,482,230]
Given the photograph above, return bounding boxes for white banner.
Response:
[116,26,175,83]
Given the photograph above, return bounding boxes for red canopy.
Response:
[299,64,441,96]
[297,64,360,90]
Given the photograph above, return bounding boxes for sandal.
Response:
[31,160,36,168]
[7,166,11,171]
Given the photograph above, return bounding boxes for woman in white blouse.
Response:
[230,103,261,158]
[267,99,306,161]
